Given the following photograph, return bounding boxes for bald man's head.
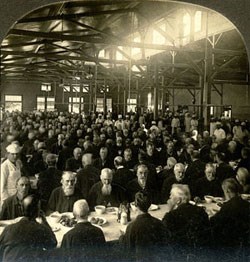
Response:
[73,200,89,220]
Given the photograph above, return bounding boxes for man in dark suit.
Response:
[0,195,57,262]
[76,153,100,199]
[215,151,235,184]
[120,191,169,262]
[93,147,113,170]
[37,154,62,211]
[60,199,106,260]
[185,150,205,183]
[127,164,159,204]
[0,176,31,220]
[113,156,135,188]
[192,163,223,200]
[88,168,126,209]
[161,163,189,203]
[210,178,250,255]
[65,147,82,172]
[162,184,211,259]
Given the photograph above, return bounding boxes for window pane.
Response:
[37,97,45,102]
[5,95,22,102]
[96,98,104,112]
[195,11,202,32]
[73,97,80,103]
[64,86,70,92]
[72,85,80,92]
[72,104,80,113]
[106,98,112,112]
[47,97,55,111]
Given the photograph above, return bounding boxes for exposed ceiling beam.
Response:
[18,8,137,23]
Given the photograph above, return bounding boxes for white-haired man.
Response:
[47,171,81,214]
[61,199,106,259]
[161,163,189,203]
[88,168,126,209]
[162,184,211,258]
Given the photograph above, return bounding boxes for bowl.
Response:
[49,214,61,224]
[204,195,213,203]
[95,205,106,215]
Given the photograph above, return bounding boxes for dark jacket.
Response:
[210,196,250,247]
[120,213,169,261]
[0,217,57,262]
[0,194,25,220]
[60,221,106,260]
[162,203,211,252]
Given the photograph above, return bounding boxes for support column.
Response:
[153,62,159,119]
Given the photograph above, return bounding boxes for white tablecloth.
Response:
[0,202,221,247]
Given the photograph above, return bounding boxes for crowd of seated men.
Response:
[0,109,250,261]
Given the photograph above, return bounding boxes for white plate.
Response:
[88,216,107,227]
[241,194,250,200]
[148,204,159,211]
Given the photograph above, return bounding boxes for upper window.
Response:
[183,13,191,36]
[5,95,22,112]
[195,11,202,32]
[41,83,51,92]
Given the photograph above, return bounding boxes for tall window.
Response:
[37,97,45,111]
[5,95,22,112]
[195,11,202,32]
[183,13,191,36]
[106,98,112,112]
[47,97,55,111]
[37,96,55,111]
[96,98,104,112]
[127,98,137,112]
[147,93,152,109]
[68,97,84,113]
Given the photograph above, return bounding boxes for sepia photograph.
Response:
[0,0,250,261]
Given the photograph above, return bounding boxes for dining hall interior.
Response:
[0,0,250,261]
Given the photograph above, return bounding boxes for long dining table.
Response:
[0,201,221,248]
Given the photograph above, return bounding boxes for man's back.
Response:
[61,221,105,249]
[0,217,57,261]
[120,213,168,261]
[162,203,211,248]
[210,196,250,247]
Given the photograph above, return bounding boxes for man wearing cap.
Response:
[213,122,226,144]
[114,115,124,131]
[1,143,22,204]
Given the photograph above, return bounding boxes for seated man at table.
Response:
[47,171,82,214]
[192,163,223,200]
[0,194,57,262]
[119,191,169,261]
[236,167,250,194]
[88,168,126,209]
[60,199,106,260]
[0,176,31,220]
[210,178,250,253]
[161,163,189,203]
[162,184,211,259]
[127,164,159,204]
